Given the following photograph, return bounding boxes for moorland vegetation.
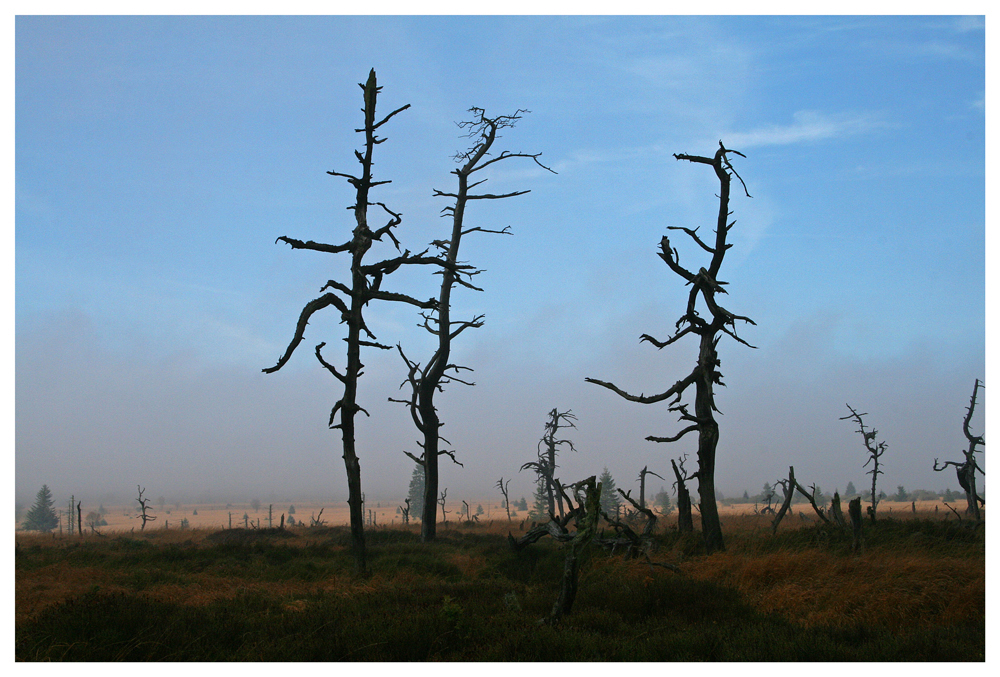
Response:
[15,510,983,661]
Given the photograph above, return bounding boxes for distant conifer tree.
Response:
[598,467,621,517]
[22,485,59,533]
[407,464,425,520]
[530,477,549,520]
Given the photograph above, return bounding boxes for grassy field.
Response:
[15,510,984,661]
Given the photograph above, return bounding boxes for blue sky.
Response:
[14,15,986,507]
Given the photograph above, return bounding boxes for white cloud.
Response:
[722,110,880,149]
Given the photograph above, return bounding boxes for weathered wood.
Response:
[264,71,437,573]
[771,466,796,534]
[548,476,601,624]
[848,497,863,554]
[830,492,847,529]
[586,143,753,554]
[671,458,694,533]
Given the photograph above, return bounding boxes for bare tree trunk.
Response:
[671,459,694,533]
[771,466,796,534]
[830,492,847,529]
[848,497,864,554]
[586,142,753,555]
[694,345,724,551]
[548,476,600,624]
[392,109,552,542]
[264,70,441,573]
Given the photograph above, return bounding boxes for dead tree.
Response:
[438,489,448,523]
[587,142,754,554]
[521,409,578,519]
[391,108,553,542]
[670,457,694,533]
[770,466,796,533]
[496,477,513,522]
[135,486,156,531]
[263,70,445,573]
[830,492,848,529]
[934,378,985,521]
[400,498,411,525]
[841,404,887,522]
[793,480,831,525]
[547,476,601,625]
[637,465,665,510]
[596,488,659,558]
[848,497,864,553]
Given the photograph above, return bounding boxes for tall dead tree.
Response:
[135,486,156,531]
[392,108,553,542]
[934,378,985,521]
[841,404,886,522]
[636,465,665,510]
[496,477,513,522]
[521,408,578,519]
[263,70,444,573]
[586,142,754,554]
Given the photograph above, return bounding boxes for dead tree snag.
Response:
[135,486,156,531]
[496,477,513,522]
[671,457,694,533]
[841,404,887,522]
[637,465,665,510]
[548,476,601,624]
[771,466,796,534]
[390,108,552,542]
[934,378,985,521]
[263,70,446,573]
[586,142,754,554]
[521,408,578,519]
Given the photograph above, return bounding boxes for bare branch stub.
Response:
[586,143,754,554]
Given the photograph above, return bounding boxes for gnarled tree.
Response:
[391,108,553,541]
[521,408,578,520]
[586,142,754,553]
[263,70,444,573]
[934,378,985,521]
[841,404,886,522]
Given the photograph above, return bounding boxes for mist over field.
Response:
[14,14,986,511]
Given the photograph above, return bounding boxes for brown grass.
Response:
[16,506,983,636]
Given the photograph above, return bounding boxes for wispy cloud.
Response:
[722,111,880,149]
[950,16,985,33]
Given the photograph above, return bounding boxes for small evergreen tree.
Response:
[517,496,528,511]
[758,482,774,503]
[742,490,749,501]
[22,485,59,533]
[407,464,425,520]
[653,486,673,513]
[894,485,908,502]
[288,505,296,515]
[845,481,857,497]
[598,467,621,517]
[530,476,548,520]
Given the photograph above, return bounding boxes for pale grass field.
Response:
[40,497,960,535]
